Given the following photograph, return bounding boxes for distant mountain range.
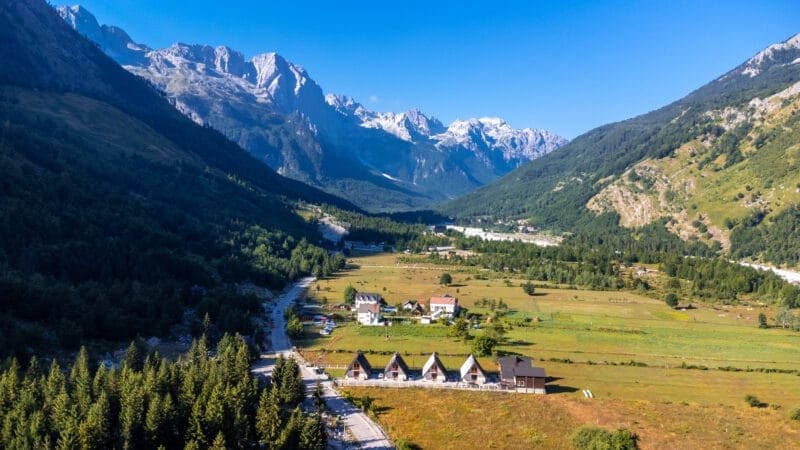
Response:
[58,5,566,212]
[442,32,800,267]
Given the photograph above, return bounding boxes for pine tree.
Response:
[279,407,304,450]
[256,387,283,448]
[312,381,326,413]
[79,391,111,449]
[210,431,226,450]
[69,347,93,418]
[122,338,147,372]
[279,358,305,406]
[300,414,327,450]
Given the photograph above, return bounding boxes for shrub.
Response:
[790,408,800,420]
[664,293,679,308]
[745,394,766,408]
[471,334,497,356]
[571,426,638,450]
[439,273,453,285]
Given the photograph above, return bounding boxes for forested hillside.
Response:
[440,33,800,267]
[0,0,351,358]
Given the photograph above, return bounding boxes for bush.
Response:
[439,273,453,285]
[571,426,638,450]
[471,334,497,356]
[664,293,679,308]
[745,394,767,408]
[789,408,800,420]
[522,281,536,296]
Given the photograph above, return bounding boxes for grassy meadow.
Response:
[297,253,800,448]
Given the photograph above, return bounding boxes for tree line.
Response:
[0,334,326,449]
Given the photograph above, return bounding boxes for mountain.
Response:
[58,5,566,212]
[441,33,800,267]
[0,0,355,356]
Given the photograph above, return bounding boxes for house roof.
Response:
[357,303,380,314]
[429,296,457,306]
[346,352,372,374]
[497,356,546,379]
[459,354,487,378]
[422,352,448,375]
[355,292,382,301]
[383,352,410,375]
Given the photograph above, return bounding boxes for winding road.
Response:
[251,277,393,449]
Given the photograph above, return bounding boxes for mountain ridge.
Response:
[57,4,566,212]
[440,32,800,267]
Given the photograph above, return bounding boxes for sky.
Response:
[67,1,799,139]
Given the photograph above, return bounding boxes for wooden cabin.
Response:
[344,352,372,380]
[497,356,546,393]
[421,352,448,383]
[383,352,410,381]
[459,354,487,384]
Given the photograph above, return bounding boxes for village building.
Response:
[402,300,425,315]
[459,354,488,384]
[357,303,383,326]
[429,295,458,319]
[354,292,383,308]
[345,352,372,380]
[497,356,547,394]
[383,352,411,381]
[421,352,448,383]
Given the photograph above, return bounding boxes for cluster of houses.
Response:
[354,292,460,326]
[343,352,547,394]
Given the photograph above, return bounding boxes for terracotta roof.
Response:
[357,303,380,314]
[429,296,457,306]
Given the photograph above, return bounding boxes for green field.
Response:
[298,253,800,448]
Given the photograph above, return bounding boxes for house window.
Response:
[516,378,525,387]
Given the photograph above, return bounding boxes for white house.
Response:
[357,303,383,326]
[429,296,458,319]
[421,352,448,383]
[459,354,488,384]
[355,292,383,308]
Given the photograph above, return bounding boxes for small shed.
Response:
[421,352,448,383]
[344,352,372,380]
[459,354,488,384]
[383,352,411,381]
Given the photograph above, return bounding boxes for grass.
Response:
[341,387,800,450]
[300,253,800,447]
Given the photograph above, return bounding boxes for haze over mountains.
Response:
[58,5,566,212]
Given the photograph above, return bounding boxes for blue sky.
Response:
[68,1,799,138]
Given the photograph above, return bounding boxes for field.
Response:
[298,253,800,448]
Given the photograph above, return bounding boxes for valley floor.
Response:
[295,253,800,448]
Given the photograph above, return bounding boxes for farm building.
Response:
[383,352,411,381]
[355,292,383,308]
[429,295,458,319]
[497,356,547,394]
[357,303,383,326]
[421,352,448,383]
[459,354,488,384]
[345,352,372,380]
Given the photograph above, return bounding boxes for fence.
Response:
[333,378,544,394]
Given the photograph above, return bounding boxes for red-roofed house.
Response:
[429,295,458,319]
